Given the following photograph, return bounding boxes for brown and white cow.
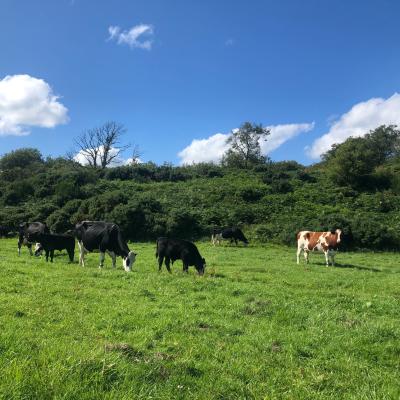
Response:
[296,229,342,266]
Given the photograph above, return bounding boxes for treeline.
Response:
[1,125,400,250]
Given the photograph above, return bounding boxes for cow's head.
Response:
[335,229,342,243]
[34,243,43,257]
[196,258,206,275]
[123,251,137,272]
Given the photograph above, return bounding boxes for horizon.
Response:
[1,0,400,166]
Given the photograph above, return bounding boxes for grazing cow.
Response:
[211,227,249,246]
[296,229,342,267]
[156,237,206,275]
[18,222,49,256]
[33,233,75,262]
[74,221,136,271]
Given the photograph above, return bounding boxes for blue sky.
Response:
[1,0,400,165]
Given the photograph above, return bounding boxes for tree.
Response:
[222,122,270,168]
[72,121,131,169]
[323,125,400,189]
[0,148,43,170]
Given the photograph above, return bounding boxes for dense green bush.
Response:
[1,126,400,249]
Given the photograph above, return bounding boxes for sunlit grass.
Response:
[0,239,399,399]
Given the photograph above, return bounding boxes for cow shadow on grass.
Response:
[312,262,381,272]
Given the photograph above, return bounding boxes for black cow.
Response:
[18,222,50,256]
[156,237,206,275]
[74,221,137,271]
[211,227,249,246]
[33,233,75,262]
[0,225,12,238]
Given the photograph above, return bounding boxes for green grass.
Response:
[0,238,399,399]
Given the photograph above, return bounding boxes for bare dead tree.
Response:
[73,121,131,169]
[127,144,142,165]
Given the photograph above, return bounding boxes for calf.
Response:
[18,222,49,256]
[211,227,249,246]
[156,237,206,275]
[33,233,75,262]
[296,229,342,267]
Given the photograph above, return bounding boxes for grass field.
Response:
[0,238,399,400]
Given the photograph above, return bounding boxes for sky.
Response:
[1,0,400,166]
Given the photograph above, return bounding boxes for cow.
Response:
[0,225,12,238]
[33,233,75,262]
[156,237,206,275]
[296,229,342,267]
[74,221,136,271]
[18,222,50,256]
[211,227,249,246]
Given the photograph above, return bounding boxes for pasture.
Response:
[0,238,399,400]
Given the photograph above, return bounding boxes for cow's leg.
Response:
[50,249,54,263]
[99,252,105,268]
[45,250,49,262]
[78,241,85,267]
[304,250,309,264]
[107,251,116,268]
[28,243,33,256]
[329,250,335,266]
[67,247,74,263]
[158,256,164,271]
[296,246,302,264]
[165,257,172,273]
[324,251,329,267]
[18,240,22,256]
[183,261,189,273]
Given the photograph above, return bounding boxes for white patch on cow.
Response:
[123,251,136,272]
[211,233,223,246]
[34,242,43,257]
[99,252,105,268]
[78,241,88,267]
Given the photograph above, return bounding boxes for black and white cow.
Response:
[74,221,136,271]
[18,222,49,256]
[34,233,75,262]
[211,227,249,246]
[156,237,206,275]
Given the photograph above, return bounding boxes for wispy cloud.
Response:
[307,93,400,159]
[225,38,235,46]
[0,74,68,136]
[178,122,314,165]
[108,24,154,50]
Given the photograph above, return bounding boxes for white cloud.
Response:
[307,93,400,159]
[260,123,315,154]
[178,123,314,165]
[0,74,68,136]
[108,24,154,50]
[74,146,140,167]
[178,133,230,165]
[225,38,234,46]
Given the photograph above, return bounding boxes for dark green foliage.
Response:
[1,125,400,249]
[0,148,43,171]
[323,125,400,189]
